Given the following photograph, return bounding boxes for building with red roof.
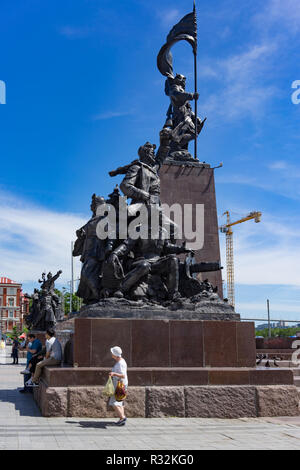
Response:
[0,277,28,337]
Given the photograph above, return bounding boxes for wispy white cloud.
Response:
[201,42,278,120]
[59,25,94,39]
[239,302,300,315]
[254,0,300,35]
[92,110,133,121]
[268,161,300,178]
[156,8,182,28]
[268,160,290,171]
[0,191,85,289]
[217,159,300,200]
[199,0,300,122]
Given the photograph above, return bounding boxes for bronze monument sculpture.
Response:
[25,270,63,330]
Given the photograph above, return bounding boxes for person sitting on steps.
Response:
[26,329,62,387]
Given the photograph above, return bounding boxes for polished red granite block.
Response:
[73,318,256,368]
[131,320,170,367]
[208,369,250,386]
[256,337,298,349]
[152,368,209,386]
[237,322,256,367]
[90,318,132,367]
[203,321,238,367]
[73,318,92,367]
[160,163,223,296]
[249,369,294,386]
[169,321,204,367]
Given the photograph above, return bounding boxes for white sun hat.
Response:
[110,346,122,357]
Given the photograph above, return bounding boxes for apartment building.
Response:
[0,277,24,335]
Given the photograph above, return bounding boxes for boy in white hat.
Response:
[109,346,128,426]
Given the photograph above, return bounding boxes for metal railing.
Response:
[241,318,300,324]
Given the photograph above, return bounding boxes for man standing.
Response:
[11,338,19,364]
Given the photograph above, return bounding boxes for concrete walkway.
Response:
[1,347,300,450]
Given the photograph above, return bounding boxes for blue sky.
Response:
[0,0,300,324]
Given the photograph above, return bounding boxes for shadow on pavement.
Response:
[65,420,117,429]
[0,389,41,417]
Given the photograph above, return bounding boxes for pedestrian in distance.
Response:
[11,338,19,364]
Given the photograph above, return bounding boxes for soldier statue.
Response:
[26,270,63,330]
[108,224,191,301]
[109,128,172,207]
[73,194,111,304]
[163,74,206,161]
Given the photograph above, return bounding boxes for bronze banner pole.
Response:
[194,0,198,160]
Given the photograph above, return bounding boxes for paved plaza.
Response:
[1,347,300,451]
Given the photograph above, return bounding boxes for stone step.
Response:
[277,361,300,370]
[257,359,288,368]
[256,359,300,370]
[42,366,294,387]
[294,377,300,388]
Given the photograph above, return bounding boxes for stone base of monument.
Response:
[34,381,299,419]
[78,297,239,321]
[33,317,300,418]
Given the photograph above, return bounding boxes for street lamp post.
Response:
[267,299,271,338]
[70,241,74,315]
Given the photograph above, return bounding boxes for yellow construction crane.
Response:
[220,211,262,307]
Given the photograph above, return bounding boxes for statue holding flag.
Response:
[163,73,205,162]
[157,2,206,162]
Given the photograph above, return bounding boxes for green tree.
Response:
[6,325,22,340]
[54,288,82,316]
[64,292,81,314]
[256,327,300,338]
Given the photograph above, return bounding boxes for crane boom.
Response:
[223,211,262,228]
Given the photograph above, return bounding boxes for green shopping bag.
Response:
[102,376,115,397]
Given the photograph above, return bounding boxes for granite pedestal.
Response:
[160,162,223,296]
[33,317,300,418]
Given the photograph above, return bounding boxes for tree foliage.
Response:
[6,325,28,340]
[256,327,300,338]
[54,289,81,316]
